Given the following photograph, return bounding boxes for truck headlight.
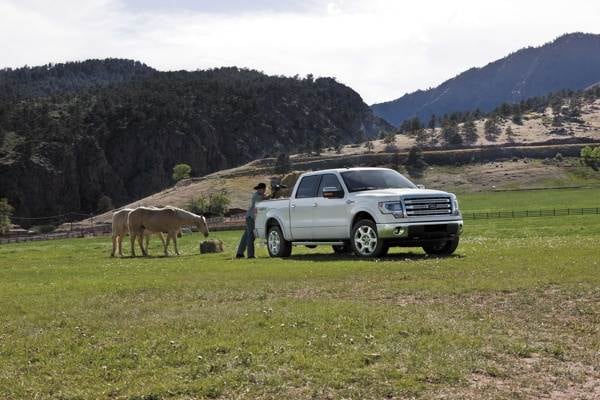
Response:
[378,201,404,218]
[452,197,460,215]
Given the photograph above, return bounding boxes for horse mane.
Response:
[170,206,201,220]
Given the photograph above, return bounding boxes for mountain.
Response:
[0,59,156,99]
[0,61,390,219]
[372,32,600,126]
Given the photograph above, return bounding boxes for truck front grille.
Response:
[404,197,452,216]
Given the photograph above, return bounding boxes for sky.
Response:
[1,0,599,104]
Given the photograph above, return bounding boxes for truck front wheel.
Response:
[422,237,459,256]
[267,225,292,258]
[351,219,385,258]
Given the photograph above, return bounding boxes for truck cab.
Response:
[255,167,463,258]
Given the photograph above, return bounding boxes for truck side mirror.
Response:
[322,187,344,199]
[416,184,425,189]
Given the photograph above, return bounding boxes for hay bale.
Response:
[272,171,302,198]
[199,239,224,254]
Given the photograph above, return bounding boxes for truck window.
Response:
[317,174,343,195]
[341,169,416,192]
[295,175,321,198]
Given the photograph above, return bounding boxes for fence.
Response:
[0,214,247,244]
[3,208,599,244]
[462,207,600,220]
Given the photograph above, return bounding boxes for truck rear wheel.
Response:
[267,225,292,258]
[351,219,385,258]
[422,237,459,256]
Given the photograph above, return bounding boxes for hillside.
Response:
[0,61,390,218]
[82,95,600,226]
[0,59,155,99]
[372,33,600,126]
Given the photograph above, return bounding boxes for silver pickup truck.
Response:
[255,167,463,258]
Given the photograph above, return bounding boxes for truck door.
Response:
[290,175,321,240]
[313,173,348,239]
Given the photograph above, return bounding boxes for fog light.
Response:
[393,227,405,236]
[458,224,463,234]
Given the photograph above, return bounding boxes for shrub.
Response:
[173,163,192,182]
[97,195,114,213]
[0,198,13,235]
[185,191,231,217]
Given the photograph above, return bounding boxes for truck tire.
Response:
[267,225,292,258]
[332,242,352,254]
[351,219,385,258]
[422,237,459,256]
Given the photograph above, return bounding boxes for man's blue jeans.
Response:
[236,216,255,257]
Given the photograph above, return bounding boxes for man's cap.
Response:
[254,182,267,190]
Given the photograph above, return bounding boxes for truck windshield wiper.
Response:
[351,186,380,192]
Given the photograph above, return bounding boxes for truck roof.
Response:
[300,167,390,177]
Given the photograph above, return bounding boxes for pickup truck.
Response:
[255,167,463,258]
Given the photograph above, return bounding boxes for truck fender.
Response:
[264,213,292,241]
[348,207,379,237]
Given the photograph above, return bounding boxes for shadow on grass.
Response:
[285,251,465,262]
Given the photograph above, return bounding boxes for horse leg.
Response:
[118,234,124,257]
[164,234,171,256]
[144,234,150,255]
[138,232,146,256]
[130,233,137,257]
[158,233,166,256]
[111,233,117,257]
[173,231,180,255]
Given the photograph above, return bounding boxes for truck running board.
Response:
[292,241,345,246]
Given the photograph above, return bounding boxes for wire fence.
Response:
[462,207,600,220]
[2,207,599,244]
[0,214,247,245]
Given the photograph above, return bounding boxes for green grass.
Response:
[459,187,600,212]
[1,190,599,399]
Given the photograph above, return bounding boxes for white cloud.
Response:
[0,0,599,103]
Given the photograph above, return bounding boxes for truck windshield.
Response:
[340,170,416,192]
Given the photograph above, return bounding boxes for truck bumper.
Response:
[377,220,463,239]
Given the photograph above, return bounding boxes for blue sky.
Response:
[1,0,599,103]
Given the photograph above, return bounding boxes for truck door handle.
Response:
[312,203,318,207]
[291,204,296,208]
[346,199,355,204]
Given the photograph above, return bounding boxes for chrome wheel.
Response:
[268,229,281,255]
[353,225,378,255]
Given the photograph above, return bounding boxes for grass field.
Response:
[1,189,599,399]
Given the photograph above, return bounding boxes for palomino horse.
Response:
[127,206,209,256]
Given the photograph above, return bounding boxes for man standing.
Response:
[236,182,267,258]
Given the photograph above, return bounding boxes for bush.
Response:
[0,198,13,235]
[97,195,114,213]
[185,191,231,217]
[173,163,192,182]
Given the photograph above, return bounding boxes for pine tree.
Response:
[428,114,436,132]
[484,117,500,141]
[441,120,462,147]
[462,119,478,144]
[0,198,13,235]
[364,141,374,153]
[505,126,515,143]
[405,146,428,178]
